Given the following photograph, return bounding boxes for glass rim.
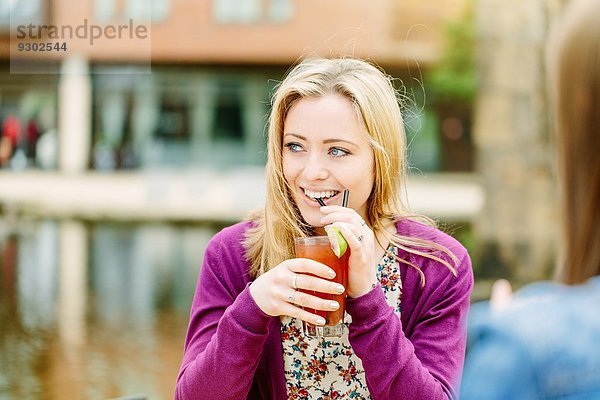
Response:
[294,236,330,245]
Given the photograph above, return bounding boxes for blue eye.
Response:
[330,147,349,157]
[284,142,304,152]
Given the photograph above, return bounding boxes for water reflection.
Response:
[0,218,218,399]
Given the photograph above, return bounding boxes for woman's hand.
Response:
[319,206,378,298]
[249,258,345,325]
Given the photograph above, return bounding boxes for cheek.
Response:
[339,167,372,195]
[351,159,375,201]
[282,155,297,183]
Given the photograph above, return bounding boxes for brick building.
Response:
[1,0,471,170]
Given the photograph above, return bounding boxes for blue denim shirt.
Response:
[461,277,600,400]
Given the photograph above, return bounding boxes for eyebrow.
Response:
[283,133,358,147]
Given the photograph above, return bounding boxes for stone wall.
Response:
[473,0,564,293]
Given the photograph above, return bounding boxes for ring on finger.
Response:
[292,273,299,290]
[359,219,366,227]
[357,234,364,242]
[287,290,297,303]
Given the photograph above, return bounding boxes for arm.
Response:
[174,228,341,400]
[347,253,473,400]
[175,234,272,400]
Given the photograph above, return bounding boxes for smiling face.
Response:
[282,93,375,230]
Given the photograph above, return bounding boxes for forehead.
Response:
[284,93,366,139]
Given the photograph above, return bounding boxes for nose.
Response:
[301,153,329,181]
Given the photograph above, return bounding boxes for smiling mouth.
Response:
[302,188,340,203]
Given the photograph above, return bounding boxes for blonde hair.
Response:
[548,0,600,284]
[244,58,458,282]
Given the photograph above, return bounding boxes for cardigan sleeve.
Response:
[174,230,273,400]
[346,250,473,400]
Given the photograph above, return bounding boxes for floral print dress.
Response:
[280,245,403,400]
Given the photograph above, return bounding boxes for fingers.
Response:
[331,221,369,246]
[490,279,513,312]
[287,257,337,280]
[316,206,378,299]
[290,268,345,295]
[319,206,370,244]
[249,258,344,324]
[282,259,344,324]
[286,288,340,312]
[319,205,366,227]
[280,301,327,325]
[270,283,337,326]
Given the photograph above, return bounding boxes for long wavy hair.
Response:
[548,0,600,284]
[244,58,458,282]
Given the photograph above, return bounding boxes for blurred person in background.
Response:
[175,58,473,400]
[25,118,40,164]
[0,113,21,168]
[461,0,600,398]
[35,128,58,170]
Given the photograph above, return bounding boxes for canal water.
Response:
[0,217,224,399]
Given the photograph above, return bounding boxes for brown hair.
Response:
[548,0,600,284]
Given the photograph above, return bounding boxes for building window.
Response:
[399,77,473,174]
[212,82,243,142]
[404,106,473,173]
[94,0,169,22]
[94,0,118,22]
[94,0,117,22]
[405,108,440,173]
[0,0,46,28]
[126,0,170,22]
[213,0,294,24]
[155,95,190,142]
[213,0,261,23]
[0,66,59,170]
[92,67,272,170]
[269,0,293,22]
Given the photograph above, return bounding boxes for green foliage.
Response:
[427,3,476,104]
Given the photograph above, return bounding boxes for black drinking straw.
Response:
[316,198,326,207]
[341,189,349,207]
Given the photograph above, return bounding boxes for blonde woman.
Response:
[175,58,473,400]
[461,0,600,398]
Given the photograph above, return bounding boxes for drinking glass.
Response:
[294,236,349,337]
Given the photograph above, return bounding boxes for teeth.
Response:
[304,189,337,199]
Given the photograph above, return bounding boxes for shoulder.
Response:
[395,218,472,282]
[396,218,468,261]
[395,219,473,316]
[470,282,569,342]
[470,282,564,343]
[206,220,255,254]
[203,220,255,278]
[469,278,600,389]
[485,278,600,340]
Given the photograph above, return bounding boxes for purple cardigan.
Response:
[175,219,473,400]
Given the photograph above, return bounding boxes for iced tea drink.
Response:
[294,236,349,337]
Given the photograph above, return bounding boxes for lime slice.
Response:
[325,225,348,258]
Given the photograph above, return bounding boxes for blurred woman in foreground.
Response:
[461,0,600,398]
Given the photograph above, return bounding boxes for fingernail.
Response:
[328,269,336,278]
[315,317,326,325]
[335,285,345,294]
[329,302,339,310]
